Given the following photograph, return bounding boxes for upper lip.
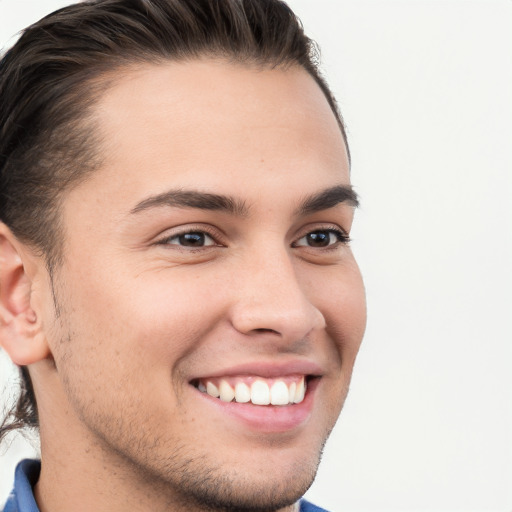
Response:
[190,359,324,381]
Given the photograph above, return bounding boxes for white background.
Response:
[1,1,511,510]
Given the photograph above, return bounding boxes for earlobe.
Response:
[0,223,50,366]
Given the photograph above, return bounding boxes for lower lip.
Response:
[193,378,319,433]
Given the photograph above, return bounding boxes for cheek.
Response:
[311,262,367,359]
[48,269,218,425]
[128,272,228,363]
[61,266,224,371]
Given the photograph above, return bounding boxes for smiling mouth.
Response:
[192,375,310,406]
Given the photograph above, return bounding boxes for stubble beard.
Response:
[60,380,327,512]
[151,442,325,512]
[49,275,330,512]
[111,432,327,512]
[82,408,328,512]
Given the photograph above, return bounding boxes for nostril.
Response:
[253,328,280,335]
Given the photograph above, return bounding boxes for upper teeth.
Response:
[197,376,307,405]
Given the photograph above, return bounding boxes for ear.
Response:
[0,222,50,365]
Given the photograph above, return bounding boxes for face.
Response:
[37,60,366,511]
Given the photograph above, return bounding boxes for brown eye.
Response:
[164,231,216,247]
[179,232,206,246]
[305,231,331,247]
[294,229,349,248]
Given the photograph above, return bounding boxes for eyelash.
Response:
[293,227,351,250]
[155,225,350,251]
[156,225,221,250]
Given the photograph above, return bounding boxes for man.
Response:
[0,0,366,511]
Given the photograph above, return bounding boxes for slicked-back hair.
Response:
[0,0,349,441]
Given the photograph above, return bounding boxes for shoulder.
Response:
[299,498,331,512]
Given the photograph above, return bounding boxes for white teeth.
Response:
[219,379,235,402]
[293,377,306,403]
[251,380,270,405]
[270,381,290,405]
[289,382,296,400]
[199,377,308,405]
[206,382,220,398]
[234,382,251,403]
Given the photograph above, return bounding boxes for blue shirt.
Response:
[3,459,329,512]
[3,460,39,512]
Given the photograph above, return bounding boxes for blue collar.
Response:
[3,459,328,512]
[3,460,40,512]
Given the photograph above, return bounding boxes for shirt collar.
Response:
[3,459,40,512]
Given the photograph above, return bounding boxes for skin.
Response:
[0,60,366,512]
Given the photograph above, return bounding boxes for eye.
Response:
[160,231,217,248]
[293,229,349,248]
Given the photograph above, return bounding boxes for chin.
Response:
[170,457,319,512]
[144,430,325,512]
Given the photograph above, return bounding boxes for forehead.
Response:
[97,59,341,137]
[69,60,350,216]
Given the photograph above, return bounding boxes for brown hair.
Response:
[0,0,349,443]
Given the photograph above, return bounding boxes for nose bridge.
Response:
[230,242,326,339]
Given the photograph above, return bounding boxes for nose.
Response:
[229,246,326,343]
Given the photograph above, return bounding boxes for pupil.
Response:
[179,232,205,246]
[307,231,330,247]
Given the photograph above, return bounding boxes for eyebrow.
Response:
[130,185,358,216]
[297,185,359,215]
[130,189,249,216]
